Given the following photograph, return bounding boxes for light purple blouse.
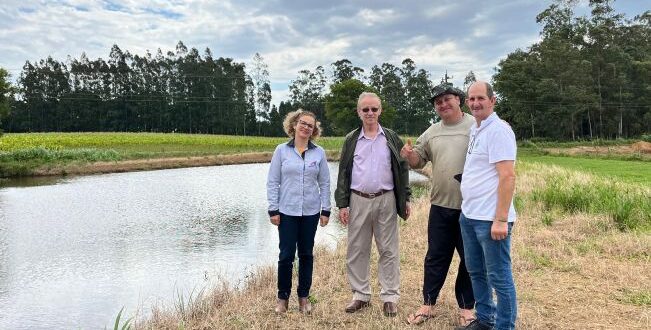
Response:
[350,125,395,193]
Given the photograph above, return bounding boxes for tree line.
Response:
[0,0,649,139]
[494,0,650,140]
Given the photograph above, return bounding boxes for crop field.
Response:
[0,132,345,155]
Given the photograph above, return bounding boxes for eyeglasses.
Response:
[298,120,315,130]
[361,107,379,113]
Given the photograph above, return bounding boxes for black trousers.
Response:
[277,213,319,300]
[422,204,474,309]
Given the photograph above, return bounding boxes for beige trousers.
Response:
[346,191,400,303]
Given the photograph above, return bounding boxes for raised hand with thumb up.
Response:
[400,138,414,158]
[400,138,420,167]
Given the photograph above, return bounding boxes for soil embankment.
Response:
[32,151,341,176]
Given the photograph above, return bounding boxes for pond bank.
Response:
[28,151,341,177]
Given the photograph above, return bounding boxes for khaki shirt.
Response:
[412,114,475,209]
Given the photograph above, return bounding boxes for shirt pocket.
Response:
[281,157,303,177]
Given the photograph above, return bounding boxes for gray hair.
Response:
[357,92,382,109]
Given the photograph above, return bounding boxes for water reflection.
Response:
[0,163,427,329]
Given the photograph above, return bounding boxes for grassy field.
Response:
[135,161,650,329]
[519,151,651,185]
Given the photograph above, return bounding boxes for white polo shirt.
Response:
[460,112,517,222]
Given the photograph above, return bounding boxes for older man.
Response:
[457,81,517,330]
[400,83,476,326]
[335,92,411,317]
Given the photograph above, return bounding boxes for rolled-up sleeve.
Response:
[266,145,282,215]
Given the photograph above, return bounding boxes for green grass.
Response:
[616,289,651,306]
[0,132,346,155]
[520,150,651,185]
[530,172,651,231]
[0,132,348,177]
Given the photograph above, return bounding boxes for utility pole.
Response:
[441,70,453,85]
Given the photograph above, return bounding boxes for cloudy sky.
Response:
[0,0,646,105]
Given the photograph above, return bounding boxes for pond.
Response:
[0,163,427,329]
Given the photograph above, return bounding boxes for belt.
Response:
[351,189,390,199]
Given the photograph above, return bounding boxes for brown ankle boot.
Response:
[298,297,312,314]
[275,298,288,313]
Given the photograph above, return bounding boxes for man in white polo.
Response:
[457,81,517,330]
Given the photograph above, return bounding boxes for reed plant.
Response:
[530,171,651,231]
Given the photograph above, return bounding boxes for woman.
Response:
[266,109,331,314]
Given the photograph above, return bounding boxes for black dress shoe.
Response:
[454,318,493,330]
[383,302,398,317]
[345,300,370,313]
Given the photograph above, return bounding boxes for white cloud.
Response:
[264,37,353,81]
[423,3,458,18]
[1,0,647,106]
[356,8,400,26]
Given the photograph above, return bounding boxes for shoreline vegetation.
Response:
[133,162,649,329]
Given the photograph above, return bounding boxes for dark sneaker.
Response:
[454,318,493,330]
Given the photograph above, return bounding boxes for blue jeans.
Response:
[277,213,319,299]
[460,213,517,330]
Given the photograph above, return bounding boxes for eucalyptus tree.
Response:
[463,71,476,91]
[401,58,433,134]
[250,53,272,135]
[331,59,365,84]
[0,67,13,132]
[289,66,328,132]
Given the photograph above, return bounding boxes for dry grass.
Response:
[544,141,651,159]
[136,162,650,330]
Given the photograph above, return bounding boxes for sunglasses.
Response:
[361,107,379,113]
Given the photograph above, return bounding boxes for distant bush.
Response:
[641,134,651,143]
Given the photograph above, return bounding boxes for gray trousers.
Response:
[347,191,400,303]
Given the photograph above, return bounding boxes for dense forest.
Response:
[0,0,649,139]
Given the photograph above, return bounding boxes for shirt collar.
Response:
[477,112,499,130]
[358,124,385,140]
[287,138,316,149]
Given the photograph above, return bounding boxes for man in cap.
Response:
[336,92,411,317]
[401,83,476,326]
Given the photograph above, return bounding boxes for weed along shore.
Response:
[136,162,650,330]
